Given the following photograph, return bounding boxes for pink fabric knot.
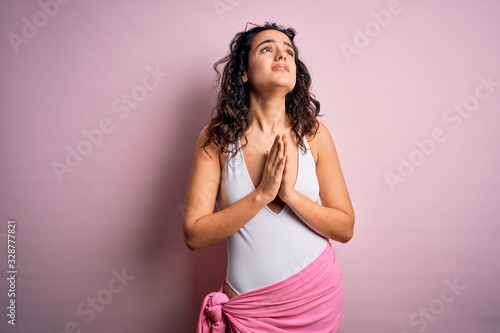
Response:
[197,291,230,333]
[205,292,229,323]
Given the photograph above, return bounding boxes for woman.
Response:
[184,22,354,332]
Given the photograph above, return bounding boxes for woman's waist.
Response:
[226,236,329,294]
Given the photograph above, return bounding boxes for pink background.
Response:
[1,1,499,332]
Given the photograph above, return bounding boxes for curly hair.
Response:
[203,22,321,157]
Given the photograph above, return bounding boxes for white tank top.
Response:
[217,137,328,294]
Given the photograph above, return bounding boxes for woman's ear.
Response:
[241,71,248,83]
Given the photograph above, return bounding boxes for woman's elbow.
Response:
[343,215,355,243]
[184,231,205,251]
[184,235,197,251]
[183,221,201,251]
[339,230,354,243]
[336,215,355,243]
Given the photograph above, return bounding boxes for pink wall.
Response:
[1,1,499,332]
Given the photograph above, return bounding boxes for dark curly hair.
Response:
[203,22,321,157]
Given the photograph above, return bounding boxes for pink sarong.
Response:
[197,242,343,332]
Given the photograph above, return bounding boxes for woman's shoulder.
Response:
[196,124,226,169]
[195,124,211,150]
[307,121,331,140]
[195,124,217,156]
[306,121,333,162]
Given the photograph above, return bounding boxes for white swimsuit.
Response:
[217,137,328,294]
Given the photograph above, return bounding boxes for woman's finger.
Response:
[282,135,288,159]
[267,134,280,162]
[269,134,283,167]
[277,135,284,159]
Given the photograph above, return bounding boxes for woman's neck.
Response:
[248,93,289,135]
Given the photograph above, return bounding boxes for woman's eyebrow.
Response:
[256,39,294,49]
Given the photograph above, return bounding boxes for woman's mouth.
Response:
[272,64,289,72]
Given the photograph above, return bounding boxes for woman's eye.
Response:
[261,47,271,53]
[287,50,295,57]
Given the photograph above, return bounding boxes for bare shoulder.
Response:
[196,124,210,146]
[306,121,334,164]
[195,124,224,169]
[195,124,215,154]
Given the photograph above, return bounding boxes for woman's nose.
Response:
[276,49,286,61]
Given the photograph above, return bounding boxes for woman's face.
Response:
[243,29,297,95]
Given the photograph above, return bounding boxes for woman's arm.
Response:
[183,126,286,250]
[280,122,355,243]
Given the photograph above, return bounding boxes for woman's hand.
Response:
[256,134,286,203]
[278,134,297,203]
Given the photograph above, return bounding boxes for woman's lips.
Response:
[272,64,289,72]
